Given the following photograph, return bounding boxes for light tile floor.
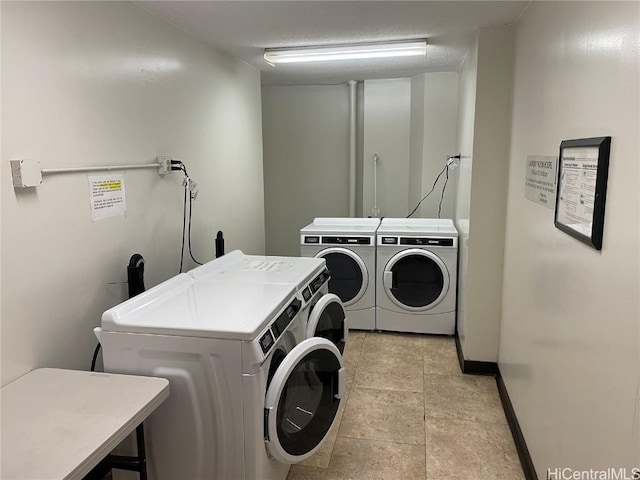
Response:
[287,331,525,480]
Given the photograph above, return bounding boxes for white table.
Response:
[1,368,169,480]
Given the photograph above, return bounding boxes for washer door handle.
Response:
[384,270,394,289]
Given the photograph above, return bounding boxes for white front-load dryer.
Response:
[300,217,380,330]
[98,273,346,480]
[188,250,347,354]
[376,218,458,335]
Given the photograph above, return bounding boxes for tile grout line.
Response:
[334,432,426,447]
[423,337,430,480]
[423,414,510,427]
[350,387,425,393]
[360,351,425,359]
[348,384,425,393]
[346,337,365,396]
[321,331,369,475]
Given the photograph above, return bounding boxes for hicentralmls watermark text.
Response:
[547,468,640,480]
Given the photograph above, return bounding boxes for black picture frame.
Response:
[554,136,611,250]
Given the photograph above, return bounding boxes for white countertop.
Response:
[1,368,169,480]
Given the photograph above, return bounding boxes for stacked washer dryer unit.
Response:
[189,250,347,353]
[300,218,380,330]
[376,218,458,335]
[98,257,346,480]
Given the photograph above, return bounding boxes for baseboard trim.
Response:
[454,334,536,478]
[454,334,498,375]
[463,359,499,375]
[496,368,538,480]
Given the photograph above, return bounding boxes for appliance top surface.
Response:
[189,250,325,287]
[301,217,381,235]
[101,273,296,340]
[377,218,458,236]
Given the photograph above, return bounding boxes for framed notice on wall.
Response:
[554,137,611,250]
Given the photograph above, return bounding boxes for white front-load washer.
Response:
[300,217,380,330]
[98,273,346,480]
[188,250,347,353]
[376,218,458,334]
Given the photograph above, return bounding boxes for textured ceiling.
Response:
[136,1,529,85]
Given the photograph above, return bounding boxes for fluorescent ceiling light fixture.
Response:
[264,40,427,65]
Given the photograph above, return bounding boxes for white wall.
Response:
[356,82,365,217]
[261,77,457,243]
[454,26,515,362]
[500,1,639,475]
[262,85,349,256]
[409,75,426,215]
[1,1,265,385]
[420,72,458,219]
[362,78,411,218]
[454,35,478,352]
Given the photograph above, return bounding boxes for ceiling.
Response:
[136,1,529,86]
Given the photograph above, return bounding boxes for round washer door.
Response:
[383,248,450,311]
[306,294,347,354]
[265,337,346,464]
[315,248,367,307]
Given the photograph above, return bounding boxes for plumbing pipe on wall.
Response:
[372,154,380,217]
[348,80,357,217]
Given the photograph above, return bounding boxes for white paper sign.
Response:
[556,147,598,238]
[89,174,126,221]
[525,155,557,209]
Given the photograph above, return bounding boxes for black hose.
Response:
[90,343,101,372]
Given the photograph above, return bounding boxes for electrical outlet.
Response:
[10,159,42,188]
[157,156,172,175]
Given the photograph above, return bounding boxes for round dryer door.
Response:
[315,247,367,307]
[306,294,347,354]
[265,338,345,464]
[383,248,450,311]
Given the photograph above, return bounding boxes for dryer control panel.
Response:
[302,235,374,246]
[322,236,371,245]
[378,236,458,248]
[401,237,454,246]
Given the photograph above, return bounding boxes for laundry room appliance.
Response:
[98,273,346,480]
[189,250,347,353]
[376,218,458,334]
[300,217,380,330]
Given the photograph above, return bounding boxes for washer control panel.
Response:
[256,297,302,356]
[259,330,275,354]
[309,269,330,294]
